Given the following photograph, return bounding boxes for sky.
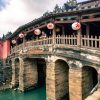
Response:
[0,0,86,37]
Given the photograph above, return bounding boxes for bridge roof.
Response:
[7,0,100,40]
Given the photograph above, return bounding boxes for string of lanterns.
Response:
[12,33,24,44]
[11,22,81,44]
[23,22,81,36]
[34,22,55,35]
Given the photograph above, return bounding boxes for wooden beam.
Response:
[25,24,47,34]
[81,18,100,22]
[55,20,76,24]
[82,12,100,17]
[36,24,47,29]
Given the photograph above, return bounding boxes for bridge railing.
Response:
[11,37,53,54]
[81,35,100,49]
[24,37,53,49]
[11,34,100,54]
[56,35,77,46]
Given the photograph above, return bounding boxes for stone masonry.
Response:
[18,58,38,91]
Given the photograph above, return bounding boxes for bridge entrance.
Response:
[82,66,98,98]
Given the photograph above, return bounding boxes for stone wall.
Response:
[4,67,12,84]
[15,59,19,87]
[11,59,20,88]
[19,59,38,91]
[46,62,56,100]
[69,68,82,100]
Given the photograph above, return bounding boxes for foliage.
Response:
[62,0,77,11]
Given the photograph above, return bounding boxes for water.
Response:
[0,87,46,100]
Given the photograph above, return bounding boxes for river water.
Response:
[0,86,46,100]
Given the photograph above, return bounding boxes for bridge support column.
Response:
[19,59,38,91]
[46,62,56,100]
[69,68,82,100]
[11,60,16,88]
[46,60,69,100]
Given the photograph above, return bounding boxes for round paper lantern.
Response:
[72,22,81,30]
[34,29,41,35]
[47,23,54,29]
[12,40,16,44]
[56,28,60,32]
[19,33,24,38]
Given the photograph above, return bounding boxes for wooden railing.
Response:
[81,35,100,49]
[11,35,100,54]
[56,35,77,46]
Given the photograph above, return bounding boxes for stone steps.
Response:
[85,89,100,100]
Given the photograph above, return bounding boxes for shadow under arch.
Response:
[82,66,98,99]
[36,58,46,87]
[55,59,69,100]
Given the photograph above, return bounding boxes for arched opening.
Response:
[82,66,98,99]
[14,58,20,88]
[55,59,69,100]
[36,58,46,88]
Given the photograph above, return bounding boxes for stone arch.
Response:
[36,58,47,87]
[82,66,98,99]
[14,58,20,87]
[54,59,69,100]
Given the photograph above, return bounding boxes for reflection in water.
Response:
[0,87,46,100]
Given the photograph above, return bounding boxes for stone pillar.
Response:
[69,67,82,100]
[18,59,24,91]
[46,60,69,100]
[19,59,38,91]
[11,59,16,88]
[46,62,56,100]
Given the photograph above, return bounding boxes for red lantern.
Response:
[72,22,81,30]
[12,40,16,44]
[34,29,41,35]
[47,23,54,29]
[19,33,24,38]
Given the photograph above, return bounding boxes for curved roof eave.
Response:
[8,6,100,40]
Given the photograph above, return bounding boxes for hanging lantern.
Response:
[12,39,16,44]
[19,33,24,38]
[72,22,81,30]
[34,29,41,35]
[56,28,60,32]
[47,22,54,29]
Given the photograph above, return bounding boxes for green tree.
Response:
[67,0,77,6]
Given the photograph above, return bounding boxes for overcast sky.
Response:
[0,0,86,37]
